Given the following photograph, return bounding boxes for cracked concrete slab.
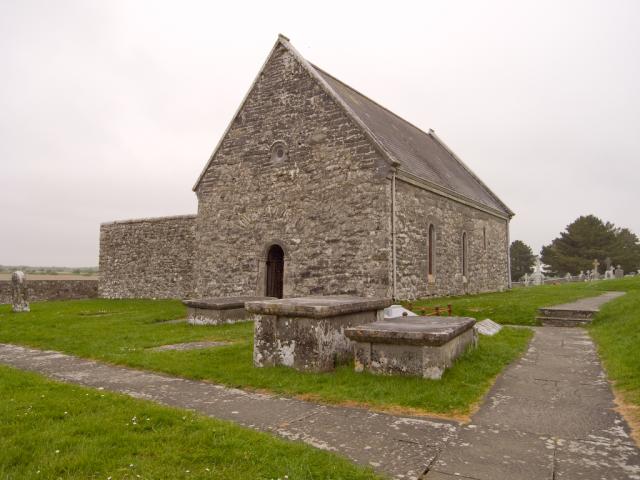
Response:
[0,343,457,480]
[425,327,640,480]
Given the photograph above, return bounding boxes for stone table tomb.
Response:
[183,296,274,325]
[345,316,477,380]
[247,296,392,372]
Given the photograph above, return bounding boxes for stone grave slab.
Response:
[474,318,502,336]
[345,316,477,380]
[183,296,275,325]
[247,296,392,372]
[149,340,229,352]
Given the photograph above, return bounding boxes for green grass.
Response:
[406,276,639,325]
[0,299,531,416]
[0,364,381,479]
[589,278,640,409]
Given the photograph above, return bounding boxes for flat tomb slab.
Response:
[149,341,230,352]
[183,296,275,325]
[245,296,392,319]
[249,296,392,372]
[345,316,477,380]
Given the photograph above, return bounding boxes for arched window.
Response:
[428,224,435,277]
[462,232,468,277]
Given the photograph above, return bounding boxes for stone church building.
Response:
[99,35,514,301]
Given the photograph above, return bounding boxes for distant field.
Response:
[0,274,98,281]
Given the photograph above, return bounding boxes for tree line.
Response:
[510,215,640,280]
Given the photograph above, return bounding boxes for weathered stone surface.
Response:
[0,279,98,305]
[474,318,503,336]
[148,341,229,352]
[10,271,29,313]
[184,296,274,310]
[394,180,510,299]
[345,316,477,379]
[345,316,476,346]
[99,215,196,299]
[184,296,274,325]
[251,296,390,372]
[246,296,392,319]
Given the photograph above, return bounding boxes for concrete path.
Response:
[425,327,640,480]
[542,291,626,314]
[0,343,456,480]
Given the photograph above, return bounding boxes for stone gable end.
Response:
[194,44,393,298]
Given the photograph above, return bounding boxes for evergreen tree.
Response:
[541,215,640,275]
[510,240,536,281]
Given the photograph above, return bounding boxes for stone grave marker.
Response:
[11,271,30,313]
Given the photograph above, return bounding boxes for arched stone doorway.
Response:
[265,244,284,298]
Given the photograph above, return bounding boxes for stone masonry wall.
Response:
[0,279,98,304]
[99,215,196,299]
[395,179,509,299]
[195,44,392,298]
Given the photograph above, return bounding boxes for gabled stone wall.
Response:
[394,180,509,299]
[194,44,392,298]
[98,215,196,299]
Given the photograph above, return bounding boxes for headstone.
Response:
[592,259,600,280]
[564,272,572,282]
[614,265,624,279]
[531,258,545,286]
[604,265,615,280]
[474,319,502,336]
[11,271,30,313]
[522,273,531,287]
[384,304,417,319]
[578,270,585,281]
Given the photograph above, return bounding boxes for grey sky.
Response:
[1,0,639,267]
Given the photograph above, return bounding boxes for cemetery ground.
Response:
[1,276,639,477]
[0,299,530,417]
[0,365,380,479]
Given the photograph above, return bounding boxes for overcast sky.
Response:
[1,0,639,267]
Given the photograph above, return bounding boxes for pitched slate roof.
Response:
[308,64,513,217]
[194,35,513,218]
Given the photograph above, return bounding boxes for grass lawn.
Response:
[0,365,381,479]
[0,299,531,417]
[588,278,640,442]
[407,276,639,325]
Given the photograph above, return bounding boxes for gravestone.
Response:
[249,296,391,372]
[522,273,531,287]
[592,259,600,280]
[578,270,585,281]
[531,258,545,286]
[564,272,573,282]
[183,296,274,325]
[384,304,417,319]
[345,316,477,380]
[614,265,624,279]
[11,271,30,313]
[474,319,502,336]
[604,265,615,280]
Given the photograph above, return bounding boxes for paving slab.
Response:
[425,327,640,480]
[0,343,456,480]
[541,291,626,313]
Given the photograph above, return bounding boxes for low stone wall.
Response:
[0,279,98,304]
[99,214,196,299]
